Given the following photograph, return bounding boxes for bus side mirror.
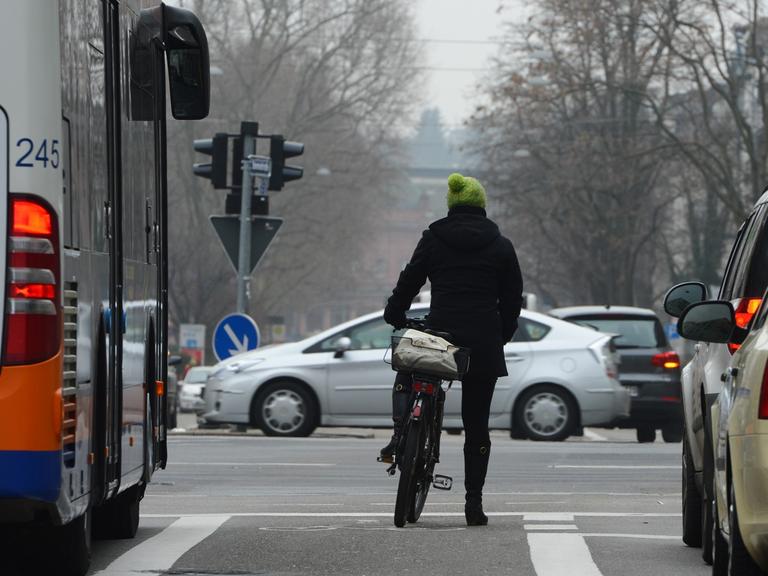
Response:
[664,281,707,318]
[162,4,210,120]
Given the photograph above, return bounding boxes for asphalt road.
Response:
[75,424,710,576]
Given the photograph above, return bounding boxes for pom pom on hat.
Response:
[446,172,487,209]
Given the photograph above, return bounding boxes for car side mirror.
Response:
[678,301,735,343]
[664,281,707,318]
[334,337,352,358]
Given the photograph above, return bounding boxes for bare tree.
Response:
[472,0,679,306]
[166,0,420,347]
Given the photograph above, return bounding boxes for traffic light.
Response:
[268,135,304,191]
[193,133,228,189]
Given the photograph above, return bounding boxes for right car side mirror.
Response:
[664,281,707,318]
[678,301,735,343]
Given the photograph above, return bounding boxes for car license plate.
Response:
[627,385,639,397]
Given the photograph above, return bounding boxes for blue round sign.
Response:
[213,313,260,362]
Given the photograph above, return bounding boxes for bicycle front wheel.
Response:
[394,419,423,528]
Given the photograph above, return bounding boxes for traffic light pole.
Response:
[236,134,256,314]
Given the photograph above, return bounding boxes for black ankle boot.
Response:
[379,434,399,462]
[379,377,411,462]
[465,497,488,526]
[464,443,491,526]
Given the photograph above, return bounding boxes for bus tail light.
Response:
[4,196,60,365]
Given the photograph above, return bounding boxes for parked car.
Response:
[167,355,182,429]
[201,305,630,440]
[178,366,213,412]
[677,298,768,574]
[548,305,683,444]
[664,189,768,563]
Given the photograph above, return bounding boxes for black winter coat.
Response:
[384,206,524,378]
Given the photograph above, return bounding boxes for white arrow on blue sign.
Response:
[213,313,261,362]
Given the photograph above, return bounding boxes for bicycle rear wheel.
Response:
[408,425,434,523]
[394,419,423,528]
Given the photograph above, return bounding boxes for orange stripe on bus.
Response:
[0,351,62,452]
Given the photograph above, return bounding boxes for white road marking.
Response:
[141,511,680,518]
[92,515,229,576]
[170,462,336,467]
[528,533,603,576]
[524,524,578,531]
[583,429,608,442]
[524,513,575,521]
[581,533,680,540]
[551,465,679,470]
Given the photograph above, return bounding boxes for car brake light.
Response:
[734,297,762,329]
[4,196,60,365]
[728,297,763,353]
[652,351,681,370]
[759,360,768,419]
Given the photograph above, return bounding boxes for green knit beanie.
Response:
[447,173,487,209]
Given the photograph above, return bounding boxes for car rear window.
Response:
[566,315,665,349]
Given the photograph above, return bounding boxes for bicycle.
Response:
[379,318,470,528]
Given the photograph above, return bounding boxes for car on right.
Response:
[548,305,683,444]
[664,188,768,564]
[676,296,768,574]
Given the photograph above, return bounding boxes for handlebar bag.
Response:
[391,329,464,379]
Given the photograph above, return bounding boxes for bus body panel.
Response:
[0,1,64,509]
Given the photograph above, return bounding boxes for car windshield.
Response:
[184,369,210,383]
[567,315,663,348]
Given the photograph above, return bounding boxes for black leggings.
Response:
[460,372,497,449]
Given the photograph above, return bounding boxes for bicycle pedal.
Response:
[433,474,453,490]
[386,463,397,476]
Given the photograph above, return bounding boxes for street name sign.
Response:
[213,313,260,361]
[210,215,283,274]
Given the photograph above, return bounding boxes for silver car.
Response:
[202,305,630,440]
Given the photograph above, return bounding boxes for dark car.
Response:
[548,305,683,443]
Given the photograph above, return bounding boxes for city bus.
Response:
[0,1,210,574]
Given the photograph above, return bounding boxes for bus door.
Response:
[151,35,166,468]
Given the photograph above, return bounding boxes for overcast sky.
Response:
[414,0,526,129]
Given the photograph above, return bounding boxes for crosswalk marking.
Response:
[528,533,603,576]
[524,524,578,531]
[92,515,229,576]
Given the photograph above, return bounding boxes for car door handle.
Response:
[721,367,738,382]
[505,354,526,363]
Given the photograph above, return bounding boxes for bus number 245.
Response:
[15,138,60,169]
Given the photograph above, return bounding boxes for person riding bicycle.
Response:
[382,172,523,527]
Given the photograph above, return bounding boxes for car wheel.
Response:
[728,481,763,575]
[515,385,576,442]
[712,497,729,576]
[636,426,656,443]
[683,433,703,547]
[662,424,683,443]
[253,381,318,437]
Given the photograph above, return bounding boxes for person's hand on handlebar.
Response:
[384,307,408,330]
